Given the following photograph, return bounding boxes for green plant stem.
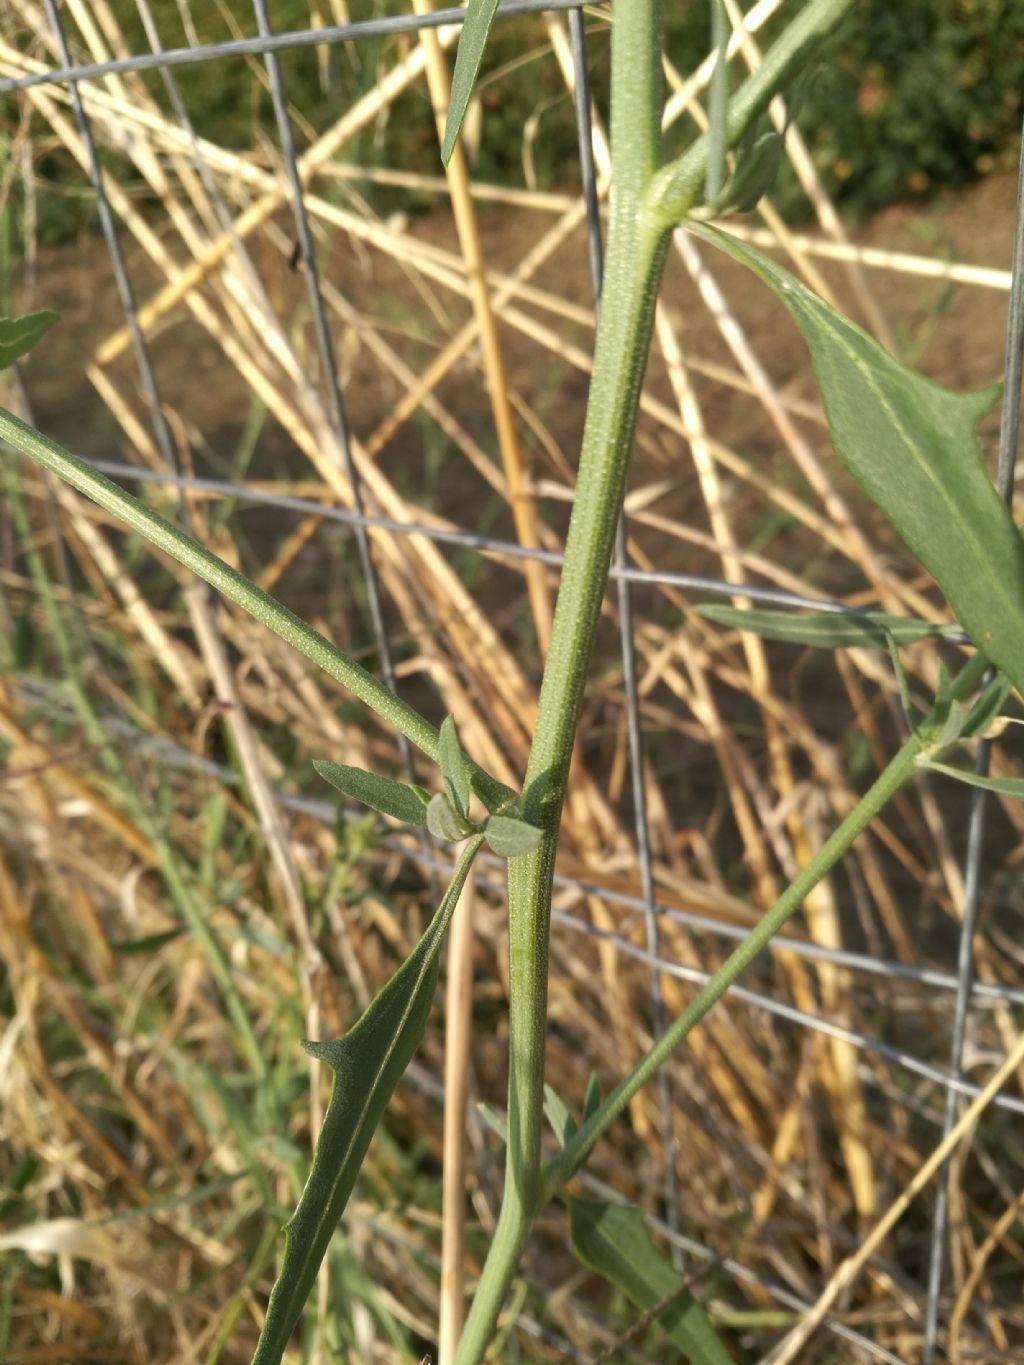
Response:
[0,405,513,811]
[455,3,869,1358]
[647,0,857,228]
[543,649,991,1194]
[706,0,730,205]
[454,7,668,1361]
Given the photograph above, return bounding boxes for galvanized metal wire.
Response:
[0,0,600,93]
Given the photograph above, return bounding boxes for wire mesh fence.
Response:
[2,3,1023,1362]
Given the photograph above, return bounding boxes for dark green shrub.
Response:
[788,0,1024,214]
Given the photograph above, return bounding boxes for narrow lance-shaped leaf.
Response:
[0,311,58,370]
[440,0,500,165]
[582,1071,601,1123]
[438,714,472,820]
[711,128,784,216]
[543,1084,577,1147]
[252,835,484,1365]
[569,1199,733,1363]
[702,68,814,219]
[919,699,970,758]
[313,759,429,827]
[476,1102,508,1145]
[695,603,959,648]
[962,673,1013,739]
[918,760,1024,799]
[688,223,1024,698]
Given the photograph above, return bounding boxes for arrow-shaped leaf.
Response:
[569,1198,732,1363]
[0,311,58,370]
[688,223,1024,697]
[695,603,958,648]
[313,758,429,827]
[441,0,499,165]
[252,835,483,1365]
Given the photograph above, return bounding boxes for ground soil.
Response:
[23,170,1019,486]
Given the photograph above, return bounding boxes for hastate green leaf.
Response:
[440,0,499,165]
[313,759,429,827]
[696,602,957,648]
[438,714,472,820]
[252,835,483,1365]
[0,311,58,370]
[569,1199,732,1363]
[483,814,542,858]
[688,223,1024,697]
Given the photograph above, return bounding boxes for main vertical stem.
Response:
[454,5,667,1359]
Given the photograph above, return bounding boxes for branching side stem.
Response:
[544,651,990,1195]
[0,405,514,810]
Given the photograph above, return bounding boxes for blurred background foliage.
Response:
[4,0,1024,247]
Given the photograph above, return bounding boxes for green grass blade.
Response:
[695,603,958,647]
[252,835,484,1365]
[440,0,500,165]
[313,759,429,827]
[0,310,58,369]
[569,1199,732,1363]
[688,223,1024,696]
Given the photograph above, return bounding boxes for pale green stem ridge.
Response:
[541,651,992,1196]
[647,0,857,228]
[0,404,513,810]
